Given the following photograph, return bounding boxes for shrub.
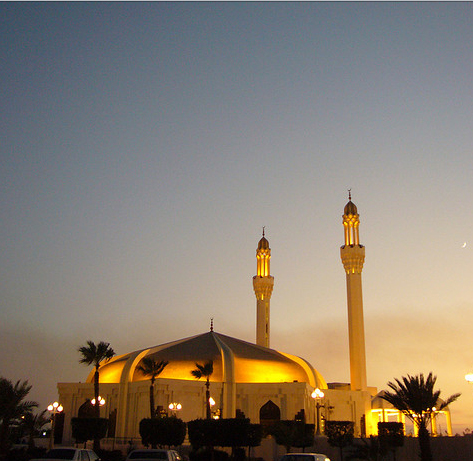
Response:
[268,421,314,452]
[139,417,186,448]
[378,422,404,457]
[71,418,108,444]
[325,421,354,461]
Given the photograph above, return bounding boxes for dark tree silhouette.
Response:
[325,420,354,461]
[191,361,214,419]
[0,377,38,457]
[381,372,460,461]
[22,409,49,449]
[78,341,115,451]
[136,357,168,419]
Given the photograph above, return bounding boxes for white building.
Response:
[57,196,413,446]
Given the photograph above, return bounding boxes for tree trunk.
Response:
[150,382,155,418]
[418,422,432,461]
[93,367,101,452]
[0,418,11,458]
[205,380,211,419]
[94,369,100,418]
[28,426,35,450]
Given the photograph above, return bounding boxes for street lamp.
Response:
[209,397,220,419]
[311,388,325,436]
[168,402,182,416]
[47,401,63,449]
[91,396,106,406]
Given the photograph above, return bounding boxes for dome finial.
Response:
[210,318,214,332]
[344,190,358,216]
[262,226,265,237]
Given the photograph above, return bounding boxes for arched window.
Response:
[77,399,95,418]
[259,400,280,429]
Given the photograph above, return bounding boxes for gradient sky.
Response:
[2,2,473,435]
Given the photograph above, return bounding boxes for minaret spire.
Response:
[340,193,367,391]
[253,230,274,348]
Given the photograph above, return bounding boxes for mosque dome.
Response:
[344,200,358,216]
[94,331,326,389]
[257,236,270,250]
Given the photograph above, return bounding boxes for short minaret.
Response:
[340,192,368,391]
[253,229,274,348]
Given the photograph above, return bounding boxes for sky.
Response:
[2,1,473,435]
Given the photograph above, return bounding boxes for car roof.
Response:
[127,450,173,459]
[281,455,328,459]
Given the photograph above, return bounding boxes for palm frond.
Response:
[136,357,169,380]
[190,360,213,380]
[381,372,460,425]
[78,340,115,367]
[191,368,202,379]
[0,377,38,420]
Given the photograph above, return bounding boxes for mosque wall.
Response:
[323,388,376,437]
[58,379,331,444]
[59,379,377,448]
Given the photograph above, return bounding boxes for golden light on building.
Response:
[253,229,274,348]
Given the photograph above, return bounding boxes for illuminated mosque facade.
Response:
[57,197,452,446]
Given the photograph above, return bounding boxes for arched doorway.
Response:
[78,399,95,418]
[260,400,280,431]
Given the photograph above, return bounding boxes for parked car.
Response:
[30,448,100,461]
[280,454,331,461]
[126,449,181,461]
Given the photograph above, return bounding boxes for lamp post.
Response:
[208,397,220,419]
[311,388,325,436]
[91,396,106,407]
[47,401,63,449]
[168,402,182,416]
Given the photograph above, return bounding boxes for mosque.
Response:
[57,196,452,446]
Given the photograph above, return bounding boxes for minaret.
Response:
[253,229,274,348]
[340,192,368,391]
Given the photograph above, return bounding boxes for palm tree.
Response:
[78,341,115,451]
[136,357,168,418]
[0,377,38,457]
[381,372,460,461]
[22,410,49,449]
[191,360,214,419]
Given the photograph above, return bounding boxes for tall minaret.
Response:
[253,229,274,348]
[340,192,368,391]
